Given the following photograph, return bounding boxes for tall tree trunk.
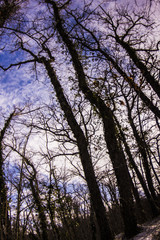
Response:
[114,114,159,218]
[16,161,23,240]
[0,111,15,240]
[17,153,49,240]
[129,172,147,222]
[125,102,159,218]
[126,102,159,213]
[48,2,139,237]
[115,36,160,99]
[102,110,138,238]
[29,177,49,240]
[43,58,113,240]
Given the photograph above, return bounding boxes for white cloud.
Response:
[0,62,53,115]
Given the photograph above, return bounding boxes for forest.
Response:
[0,0,160,239]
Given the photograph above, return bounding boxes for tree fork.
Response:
[43,58,113,240]
[49,1,139,238]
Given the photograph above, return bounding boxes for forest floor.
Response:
[115,216,160,239]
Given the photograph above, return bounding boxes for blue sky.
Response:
[0,52,52,116]
[0,30,53,119]
[0,0,159,118]
[0,0,159,192]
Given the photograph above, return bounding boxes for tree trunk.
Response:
[114,114,159,218]
[0,111,15,240]
[126,103,159,217]
[115,36,160,99]
[30,178,49,240]
[48,2,139,237]
[43,58,113,240]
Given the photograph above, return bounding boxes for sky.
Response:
[0,0,159,190]
[0,0,159,120]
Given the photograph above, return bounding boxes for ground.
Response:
[115,216,160,240]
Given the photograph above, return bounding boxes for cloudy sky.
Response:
[0,0,158,120]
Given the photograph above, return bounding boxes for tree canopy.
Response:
[0,0,160,239]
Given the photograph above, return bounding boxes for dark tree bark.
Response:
[0,16,113,239]
[0,1,159,239]
[115,37,160,99]
[48,189,61,240]
[90,201,97,240]
[46,1,139,238]
[114,114,159,218]
[66,11,160,119]
[22,154,49,240]
[42,57,113,240]
[0,111,15,240]
[10,147,49,240]
[124,96,159,217]
[29,178,49,240]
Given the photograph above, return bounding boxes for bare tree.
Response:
[0,110,15,240]
[0,0,160,239]
[44,1,139,237]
